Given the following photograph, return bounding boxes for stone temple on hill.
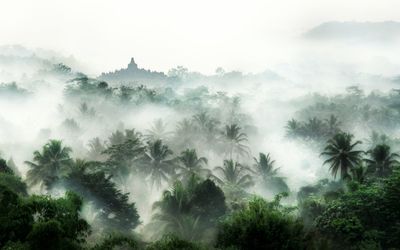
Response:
[99,57,167,84]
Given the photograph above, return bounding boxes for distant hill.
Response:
[98,58,167,84]
[304,21,400,41]
[0,45,84,71]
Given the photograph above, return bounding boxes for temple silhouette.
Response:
[99,57,167,84]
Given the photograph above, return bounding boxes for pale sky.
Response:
[0,0,399,74]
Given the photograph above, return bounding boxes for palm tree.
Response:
[192,112,220,149]
[173,119,197,150]
[364,144,399,177]
[151,178,201,241]
[142,140,176,190]
[176,149,210,183]
[221,124,249,159]
[324,115,341,137]
[150,176,226,241]
[253,153,289,194]
[285,119,302,138]
[153,181,199,239]
[193,112,218,132]
[321,132,363,180]
[213,159,254,190]
[108,129,142,146]
[145,119,173,142]
[25,140,73,190]
[350,165,367,183]
[304,117,325,139]
[253,153,279,180]
[365,131,390,149]
[87,137,107,161]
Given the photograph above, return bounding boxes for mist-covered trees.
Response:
[253,153,289,195]
[176,149,210,183]
[5,58,400,250]
[213,160,254,199]
[0,185,89,250]
[221,124,249,158]
[103,130,146,179]
[365,144,399,177]
[24,140,141,235]
[216,196,306,250]
[63,160,140,233]
[321,132,363,179]
[151,177,226,242]
[315,169,400,249]
[142,140,176,190]
[285,115,342,142]
[25,140,73,190]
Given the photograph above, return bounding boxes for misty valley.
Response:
[0,45,400,250]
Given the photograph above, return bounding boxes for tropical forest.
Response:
[1,1,400,249]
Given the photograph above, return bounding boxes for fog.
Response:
[1,1,400,247]
[2,0,400,73]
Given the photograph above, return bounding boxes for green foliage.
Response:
[216,197,306,250]
[297,179,344,229]
[316,169,400,248]
[0,184,89,250]
[26,220,79,250]
[151,177,226,242]
[0,185,33,248]
[222,124,249,158]
[0,172,27,196]
[92,234,140,250]
[103,131,145,178]
[25,140,73,190]
[176,149,210,183]
[27,192,90,244]
[146,234,203,250]
[253,153,289,195]
[321,132,363,179]
[213,160,254,199]
[141,139,176,190]
[64,160,141,232]
[0,159,27,196]
[364,143,399,177]
[65,75,112,98]
[285,115,341,142]
[0,158,14,174]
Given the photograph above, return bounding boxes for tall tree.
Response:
[141,140,176,190]
[102,136,145,180]
[145,119,172,142]
[213,159,254,190]
[253,153,278,180]
[221,124,249,159]
[174,118,197,150]
[87,137,107,161]
[25,140,72,190]
[253,153,289,194]
[63,159,140,232]
[176,149,210,183]
[324,114,341,137]
[321,133,363,179]
[364,144,399,177]
[151,177,226,241]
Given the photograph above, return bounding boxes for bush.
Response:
[146,234,203,250]
[216,197,306,250]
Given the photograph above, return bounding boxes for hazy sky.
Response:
[1,0,399,74]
